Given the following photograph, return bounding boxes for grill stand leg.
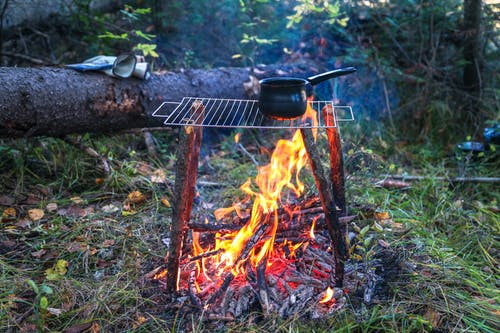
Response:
[300,127,347,287]
[322,106,346,216]
[166,106,204,294]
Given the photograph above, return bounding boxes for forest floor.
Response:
[0,126,498,332]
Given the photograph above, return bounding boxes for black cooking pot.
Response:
[258,67,356,120]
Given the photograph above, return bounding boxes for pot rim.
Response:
[259,77,307,87]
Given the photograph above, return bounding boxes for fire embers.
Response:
[157,214,347,320]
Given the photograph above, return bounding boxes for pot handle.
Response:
[307,67,356,86]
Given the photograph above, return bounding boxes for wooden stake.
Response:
[322,104,346,215]
[166,102,204,294]
[300,127,347,287]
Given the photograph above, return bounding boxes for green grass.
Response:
[0,127,498,332]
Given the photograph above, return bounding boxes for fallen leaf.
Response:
[102,239,115,247]
[374,211,391,221]
[65,205,90,218]
[136,162,153,175]
[31,249,47,258]
[66,242,87,253]
[2,207,17,220]
[88,248,98,256]
[101,204,120,214]
[28,208,44,221]
[47,307,64,316]
[122,209,137,216]
[90,321,100,333]
[161,197,171,208]
[70,196,83,204]
[46,203,58,212]
[127,191,146,204]
[133,313,149,328]
[45,259,69,281]
[150,168,166,183]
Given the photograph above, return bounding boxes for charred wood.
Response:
[322,105,346,215]
[166,103,203,293]
[300,127,347,287]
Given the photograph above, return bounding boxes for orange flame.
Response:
[193,98,319,280]
[310,215,320,239]
[319,287,334,303]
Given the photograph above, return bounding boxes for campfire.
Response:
[153,98,352,320]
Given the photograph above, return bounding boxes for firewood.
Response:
[322,104,346,214]
[188,269,203,309]
[300,127,347,287]
[166,102,204,293]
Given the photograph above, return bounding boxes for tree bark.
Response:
[462,0,483,121]
[0,65,313,137]
[0,66,249,137]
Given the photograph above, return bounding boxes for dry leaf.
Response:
[31,249,47,258]
[66,242,87,253]
[47,307,64,316]
[28,208,44,221]
[161,197,171,208]
[46,203,58,212]
[45,259,69,281]
[101,204,120,214]
[2,207,17,220]
[90,321,100,333]
[150,169,166,183]
[127,191,146,204]
[102,239,115,247]
[136,162,153,175]
[374,211,391,221]
[70,196,83,204]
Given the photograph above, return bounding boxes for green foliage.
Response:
[286,0,345,28]
[26,279,54,332]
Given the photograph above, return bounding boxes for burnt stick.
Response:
[322,104,346,215]
[299,127,347,287]
[166,101,204,293]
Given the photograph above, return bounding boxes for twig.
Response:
[63,135,111,174]
[0,51,45,65]
[380,174,500,183]
[118,127,173,134]
[300,127,347,287]
[237,143,259,166]
[166,101,204,293]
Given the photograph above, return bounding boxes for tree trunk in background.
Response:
[0,64,308,138]
[462,0,483,123]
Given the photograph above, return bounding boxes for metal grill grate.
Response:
[152,97,354,129]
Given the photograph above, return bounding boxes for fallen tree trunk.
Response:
[0,66,258,137]
[0,63,329,137]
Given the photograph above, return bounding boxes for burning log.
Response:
[299,126,347,287]
[322,105,346,215]
[166,101,204,293]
